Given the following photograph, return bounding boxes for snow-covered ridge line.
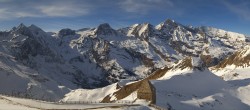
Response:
[200,26,247,39]
[0,19,249,107]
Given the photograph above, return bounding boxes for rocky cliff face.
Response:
[215,45,250,68]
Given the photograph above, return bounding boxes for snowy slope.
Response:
[0,95,146,110]
[63,57,250,110]
[210,45,250,106]
[148,47,250,109]
[150,57,250,110]
[0,25,77,101]
[151,70,249,110]
[61,83,118,102]
[0,96,38,110]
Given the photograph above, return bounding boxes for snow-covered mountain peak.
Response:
[1,20,250,105]
[58,28,76,37]
[28,24,51,38]
[131,23,139,28]
[200,26,246,42]
[11,24,42,33]
[97,23,112,30]
[16,23,27,29]
[28,24,43,32]
[124,22,157,39]
[160,19,175,25]
[10,24,49,41]
[11,23,31,35]
[94,23,118,36]
[137,23,155,37]
[155,19,177,31]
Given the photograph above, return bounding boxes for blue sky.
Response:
[0,0,249,36]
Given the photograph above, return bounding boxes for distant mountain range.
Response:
[0,19,250,109]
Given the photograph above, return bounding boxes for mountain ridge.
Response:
[0,19,249,102]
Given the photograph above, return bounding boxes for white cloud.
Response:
[0,0,91,20]
[37,2,90,17]
[0,9,8,20]
[119,0,174,14]
[223,0,250,20]
[0,8,37,20]
[0,8,39,20]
